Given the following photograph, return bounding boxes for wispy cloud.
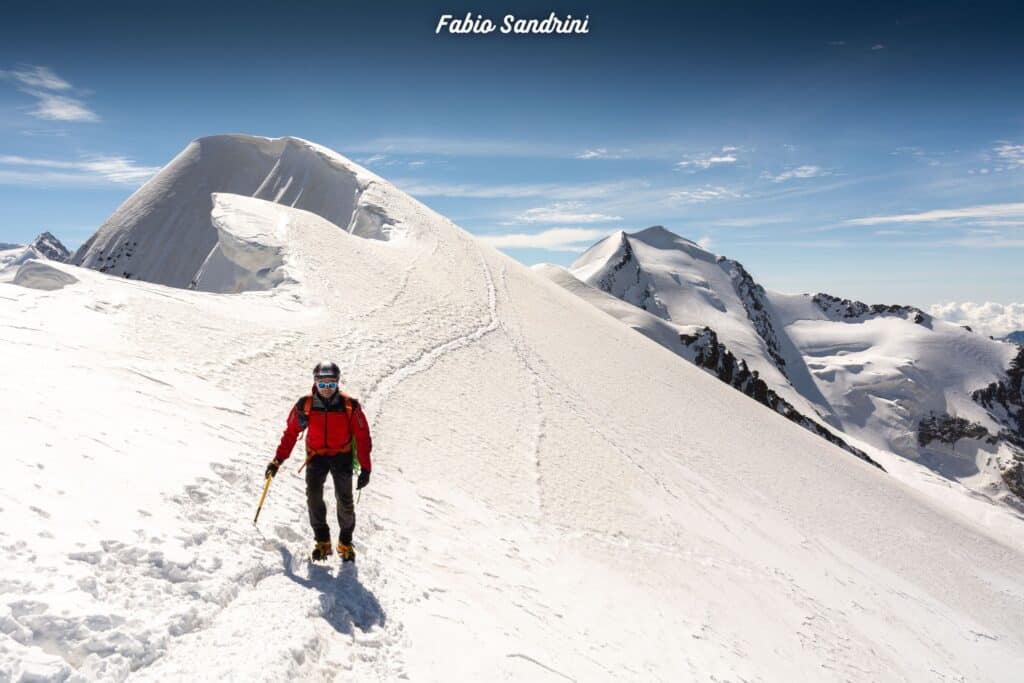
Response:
[511,202,621,224]
[676,146,739,171]
[2,65,70,90]
[846,202,1024,225]
[929,301,1024,337]
[393,178,648,200]
[710,216,790,228]
[19,128,70,137]
[348,136,689,161]
[357,153,428,169]
[576,148,622,160]
[479,227,613,252]
[347,136,568,159]
[994,142,1024,168]
[669,185,741,203]
[0,64,99,122]
[871,44,885,50]
[0,154,161,186]
[762,165,828,183]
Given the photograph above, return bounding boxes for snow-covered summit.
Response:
[70,135,415,289]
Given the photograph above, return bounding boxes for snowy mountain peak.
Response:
[630,224,702,250]
[70,134,419,289]
[30,231,70,262]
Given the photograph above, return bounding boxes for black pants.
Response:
[305,455,355,544]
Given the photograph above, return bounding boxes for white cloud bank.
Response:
[929,301,1024,338]
[478,227,612,252]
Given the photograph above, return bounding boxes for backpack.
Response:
[301,393,360,473]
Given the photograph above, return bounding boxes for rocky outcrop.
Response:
[30,232,70,262]
[680,326,883,470]
[916,413,997,448]
[718,257,788,374]
[595,232,636,294]
[973,346,1024,448]
[813,293,928,325]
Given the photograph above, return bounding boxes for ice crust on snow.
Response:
[4,137,1024,682]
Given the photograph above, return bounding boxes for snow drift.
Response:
[11,260,79,291]
[3,136,1024,682]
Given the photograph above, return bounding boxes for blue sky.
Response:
[1,0,1022,316]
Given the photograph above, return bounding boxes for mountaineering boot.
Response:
[311,540,333,562]
[337,542,356,562]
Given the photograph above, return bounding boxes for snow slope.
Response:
[563,227,1023,509]
[3,136,1024,681]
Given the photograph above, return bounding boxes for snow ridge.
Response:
[717,256,788,375]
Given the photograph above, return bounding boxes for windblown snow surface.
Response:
[2,136,1024,681]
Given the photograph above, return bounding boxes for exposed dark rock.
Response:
[596,232,637,294]
[717,257,788,375]
[30,232,71,262]
[916,412,996,448]
[812,292,929,326]
[680,326,884,470]
[972,346,1024,449]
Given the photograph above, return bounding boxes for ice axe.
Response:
[253,473,273,525]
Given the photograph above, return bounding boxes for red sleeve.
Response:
[352,404,372,471]
[275,405,303,461]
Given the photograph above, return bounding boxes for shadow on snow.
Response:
[279,546,386,635]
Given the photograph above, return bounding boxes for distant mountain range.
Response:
[541,227,1024,509]
[1004,331,1024,345]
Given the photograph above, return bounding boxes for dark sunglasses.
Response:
[317,381,338,389]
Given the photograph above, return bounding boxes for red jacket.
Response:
[276,387,372,470]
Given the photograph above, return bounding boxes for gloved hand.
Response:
[356,469,371,490]
[265,459,283,479]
